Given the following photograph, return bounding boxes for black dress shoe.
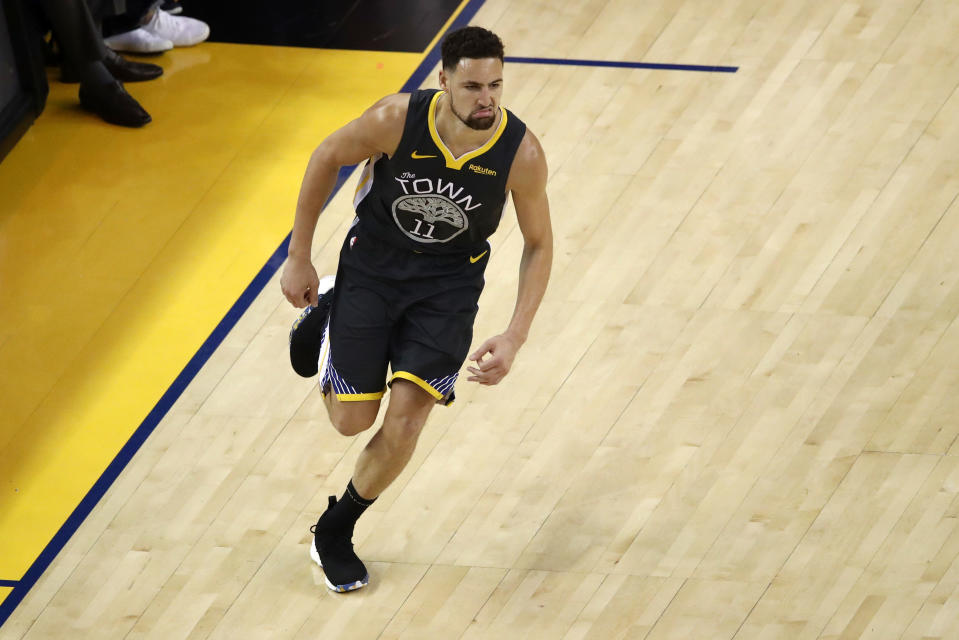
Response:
[104,49,164,82]
[78,80,152,127]
[61,51,163,83]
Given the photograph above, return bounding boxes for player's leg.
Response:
[323,277,481,551]
[290,268,388,435]
[316,290,389,435]
[351,379,437,497]
[309,380,434,592]
[322,389,379,436]
[308,282,466,593]
[305,260,395,591]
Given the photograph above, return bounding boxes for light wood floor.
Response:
[6,0,959,637]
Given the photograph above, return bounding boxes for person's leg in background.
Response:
[75,0,164,81]
[39,0,151,126]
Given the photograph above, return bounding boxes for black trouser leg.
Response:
[39,0,109,83]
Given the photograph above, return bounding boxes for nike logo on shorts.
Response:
[469,251,488,264]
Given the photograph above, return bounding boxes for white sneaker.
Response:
[141,9,210,47]
[104,28,173,53]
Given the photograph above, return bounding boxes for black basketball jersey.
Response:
[352,89,527,256]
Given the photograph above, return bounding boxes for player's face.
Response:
[441,58,504,130]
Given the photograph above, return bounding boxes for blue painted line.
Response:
[0,167,355,628]
[0,580,18,588]
[401,0,486,92]
[0,0,487,629]
[505,56,738,73]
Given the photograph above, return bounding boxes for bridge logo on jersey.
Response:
[392,195,468,243]
[391,177,482,244]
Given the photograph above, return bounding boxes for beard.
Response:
[451,101,496,130]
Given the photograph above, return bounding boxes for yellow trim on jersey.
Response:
[353,156,375,196]
[390,371,445,399]
[317,325,332,386]
[427,91,508,171]
[334,390,386,402]
[353,154,381,209]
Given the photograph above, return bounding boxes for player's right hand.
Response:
[280,257,320,308]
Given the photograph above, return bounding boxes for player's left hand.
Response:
[467,334,521,385]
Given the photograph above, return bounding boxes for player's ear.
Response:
[438,68,448,91]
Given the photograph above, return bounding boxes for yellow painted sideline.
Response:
[0,43,422,580]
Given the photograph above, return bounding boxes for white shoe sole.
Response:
[317,274,336,297]
[315,275,335,385]
[310,535,368,593]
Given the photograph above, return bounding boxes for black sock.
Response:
[318,480,375,535]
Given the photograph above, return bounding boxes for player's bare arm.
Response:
[281,94,408,308]
[467,130,553,385]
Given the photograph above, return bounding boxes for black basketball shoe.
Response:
[309,496,369,592]
[289,275,335,377]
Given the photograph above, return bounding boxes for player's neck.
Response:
[434,93,501,157]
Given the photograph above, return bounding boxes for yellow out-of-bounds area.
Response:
[0,43,420,580]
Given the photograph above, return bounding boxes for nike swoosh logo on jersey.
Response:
[411,150,437,159]
[469,251,488,264]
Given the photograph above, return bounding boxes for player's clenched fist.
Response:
[281,257,319,308]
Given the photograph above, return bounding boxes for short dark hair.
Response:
[441,26,504,71]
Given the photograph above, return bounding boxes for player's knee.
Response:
[329,405,377,436]
[330,413,374,436]
[383,413,426,449]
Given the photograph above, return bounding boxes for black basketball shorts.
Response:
[318,223,489,406]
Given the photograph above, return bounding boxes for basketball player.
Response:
[280,26,552,592]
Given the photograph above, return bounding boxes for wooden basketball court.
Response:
[2,0,959,637]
